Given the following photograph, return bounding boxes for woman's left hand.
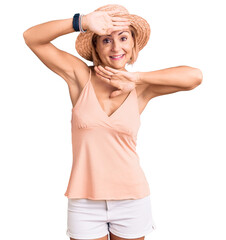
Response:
[94,65,140,98]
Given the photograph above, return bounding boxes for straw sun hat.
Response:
[75,4,151,62]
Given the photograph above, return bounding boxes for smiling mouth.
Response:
[109,54,125,60]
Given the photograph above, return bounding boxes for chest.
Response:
[71,82,141,139]
[68,80,149,117]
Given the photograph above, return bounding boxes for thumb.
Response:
[110,89,123,98]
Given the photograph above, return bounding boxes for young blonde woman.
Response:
[23,4,203,240]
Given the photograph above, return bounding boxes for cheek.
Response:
[124,44,133,52]
[124,39,134,50]
[96,45,105,57]
[99,49,109,57]
[96,43,108,53]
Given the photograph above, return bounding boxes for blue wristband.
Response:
[73,13,80,32]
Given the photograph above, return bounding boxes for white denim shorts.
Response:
[66,195,156,239]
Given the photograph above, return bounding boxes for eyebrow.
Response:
[106,31,129,37]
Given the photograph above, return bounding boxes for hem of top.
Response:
[66,229,109,239]
[64,193,151,201]
[109,224,156,239]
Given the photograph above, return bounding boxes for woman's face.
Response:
[95,28,134,71]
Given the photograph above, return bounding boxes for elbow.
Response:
[196,68,203,85]
[23,31,29,44]
[188,68,203,90]
[23,29,33,45]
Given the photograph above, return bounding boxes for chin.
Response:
[111,64,126,70]
[109,61,126,67]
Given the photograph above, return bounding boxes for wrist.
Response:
[81,14,88,31]
[135,72,142,85]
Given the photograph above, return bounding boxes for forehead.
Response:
[99,29,131,38]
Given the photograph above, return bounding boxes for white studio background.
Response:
[1,0,225,240]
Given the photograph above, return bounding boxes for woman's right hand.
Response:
[83,10,131,36]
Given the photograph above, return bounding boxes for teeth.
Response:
[111,54,124,59]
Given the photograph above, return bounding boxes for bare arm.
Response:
[23,18,75,44]
[23,18,89,84]
[136,66,203,99]
[137,66,203,89]
[93,65,203,99]
[23,12,130,84]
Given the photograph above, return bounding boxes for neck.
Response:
[99,63,127,72]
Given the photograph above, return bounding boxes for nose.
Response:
[111,40,121,52]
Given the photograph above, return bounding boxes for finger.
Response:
[95,72,120,89]
[106,10,121,16]
[95,66,112,79]
[104,66,119,74]
[95,71,111,84]
[111,16,130,22]
[111,25,130,32]
[112,21,131,26]
[97,65,114,77]
[110,89,123,98]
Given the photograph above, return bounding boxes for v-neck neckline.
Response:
[89,70,134,119]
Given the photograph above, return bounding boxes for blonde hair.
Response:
[91,25,139,66]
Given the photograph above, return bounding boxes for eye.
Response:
[103,38,111,44]
[121,36,127,41]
